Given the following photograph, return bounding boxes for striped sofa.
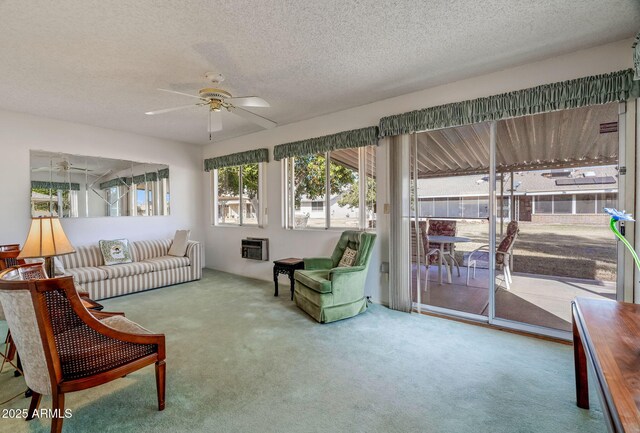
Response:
[60,239,202,300]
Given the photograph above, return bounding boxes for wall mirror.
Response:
[30,150,170,218]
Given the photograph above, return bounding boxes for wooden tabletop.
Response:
[573,297,640,431]
[273,258,303,265]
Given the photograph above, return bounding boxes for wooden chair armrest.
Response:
[90,311,126,320]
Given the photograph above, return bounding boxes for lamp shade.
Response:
[17,217,75,259]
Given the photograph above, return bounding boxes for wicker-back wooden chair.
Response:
[0,266,166,433]
[0,244,25,271]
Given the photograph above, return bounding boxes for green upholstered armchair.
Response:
[293,231,376,323]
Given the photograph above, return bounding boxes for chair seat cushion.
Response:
[101,315,153,334]
[65,267,108,284]
[294,269,332,294]
[143,255,190,271]
[98,262,154,279]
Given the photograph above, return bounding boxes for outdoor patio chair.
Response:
[411,220,442,267]
[466,221,519,290]
[0,265,166,433]
[428,219,461,277]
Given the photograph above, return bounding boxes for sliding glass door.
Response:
[491,103,621,334]
[407,101,628,338]
[411,123,491,319]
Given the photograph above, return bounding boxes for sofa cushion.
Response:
[66,267,108,284]
[133,239,172,261]
[168,230,190,257]
[98,261,154,279]
[294,270,332,294]
[143,255,190,271]
[60,245,104,269]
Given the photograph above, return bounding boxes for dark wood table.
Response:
[572,297,640,433]
[273,258,304,300]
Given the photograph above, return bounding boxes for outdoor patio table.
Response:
[428,235,471,284]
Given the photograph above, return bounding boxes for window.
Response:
[575,193,597,214]
[553,194,573,214]
[136,183,147,216]
[283,145,376,230]
[597,192,617,213]
[534,195,552,214]
[30,187,78,218]
[433,198,448,217]
[462,197,478,218]
[214,163,263,226]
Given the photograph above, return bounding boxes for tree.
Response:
[216,156,358,213]
[290,155,356,207]
[217,164,260,219]
[338,176,376,210]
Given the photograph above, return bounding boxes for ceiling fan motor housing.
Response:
[199,88,231,100]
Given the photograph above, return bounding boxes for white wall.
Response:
[0,110,205,250]
[203,38,634,305]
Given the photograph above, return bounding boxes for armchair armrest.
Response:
[304,257,334,270]
[329,265,366,277]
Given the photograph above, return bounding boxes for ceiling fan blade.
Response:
[209,111,222,132]
[145,104,197,115]
[225,96,270,108]
[231,107,277,129]
[157,88,205,100]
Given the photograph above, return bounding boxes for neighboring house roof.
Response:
[418,166,618,198]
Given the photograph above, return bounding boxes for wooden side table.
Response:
[572,297,640,432]
[273,258,304,300]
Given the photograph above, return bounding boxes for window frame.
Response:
[282,146,376,231]
[212,162,265,227]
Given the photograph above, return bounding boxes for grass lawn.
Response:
[448,221,617,282]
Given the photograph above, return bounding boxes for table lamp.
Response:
[17,217,76,277]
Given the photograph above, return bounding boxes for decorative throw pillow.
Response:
[168,230,190,257]
[338,247,358,267]
[99,239,133,266]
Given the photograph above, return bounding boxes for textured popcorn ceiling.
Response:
[0,1,638,145]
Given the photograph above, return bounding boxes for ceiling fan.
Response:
[145,72,277,139]
[31,160,92,173]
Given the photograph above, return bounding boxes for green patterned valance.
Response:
[133,172,158,184]
[379,69,640,137]
[99,177,132,189]
[273,126,379,161]
[100,168,169,189]
[633,32,640,80]
[204,148,269,172]
[31,181,80,191]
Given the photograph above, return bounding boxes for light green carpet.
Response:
[0,269,604,433]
